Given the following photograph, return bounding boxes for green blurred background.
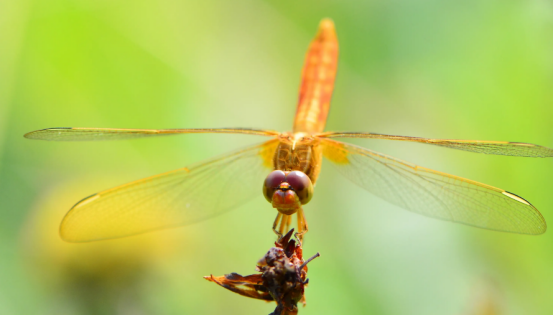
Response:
[2,0,553,314]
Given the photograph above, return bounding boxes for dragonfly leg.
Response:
[295,207,309,242]
[284,215,292,234]
[278,214,290,236]
[273,212,299,239]
[272,213,283,238]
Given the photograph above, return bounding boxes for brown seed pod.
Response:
[204,229,320,315]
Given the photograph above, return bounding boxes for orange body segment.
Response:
[293,19,339,134]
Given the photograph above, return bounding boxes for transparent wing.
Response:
[316,132,553,157]
[61,139,279,242]
[321,139,546,234]
[24,127,279,141]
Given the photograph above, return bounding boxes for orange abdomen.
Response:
[293,19,339,134]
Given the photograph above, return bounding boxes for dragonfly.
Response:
[25,19,550,242]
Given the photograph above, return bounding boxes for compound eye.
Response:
[285,171,309,191]
[263,170,286,202]
[265,170,286,188]
[285,171,313,205]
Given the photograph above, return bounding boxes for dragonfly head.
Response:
[263,170,313,215]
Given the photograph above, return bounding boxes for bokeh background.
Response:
[2,0,553,314]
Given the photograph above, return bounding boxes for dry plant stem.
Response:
[300,253,320,271]
[205,229,319,315]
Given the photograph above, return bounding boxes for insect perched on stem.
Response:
[25,18,550,242]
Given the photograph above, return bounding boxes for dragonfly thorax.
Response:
[274,132,322,184]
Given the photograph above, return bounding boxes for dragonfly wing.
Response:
[61,139,279,242]
[24,127,279,141]
[317,132,553,157]
[321,139,546,234]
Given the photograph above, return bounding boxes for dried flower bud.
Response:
[205,229,320,315]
